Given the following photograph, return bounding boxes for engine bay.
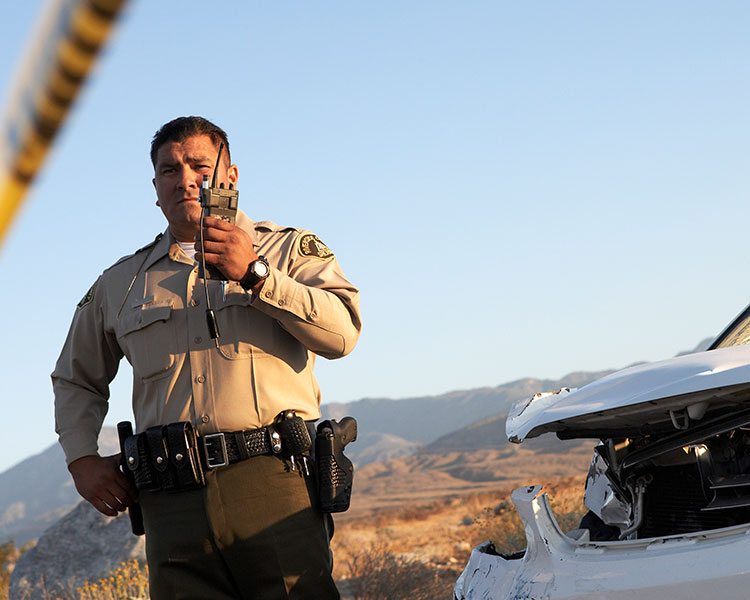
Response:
[583,408,750,540]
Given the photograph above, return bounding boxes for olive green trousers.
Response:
[139,455,339,600]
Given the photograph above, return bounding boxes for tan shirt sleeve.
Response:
[52,275,123,465]
[252,229,361,359]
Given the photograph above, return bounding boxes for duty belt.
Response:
[201,427,281,469]
[123,411,315,494]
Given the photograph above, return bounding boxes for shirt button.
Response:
[201,415,210,424]
[278,298,285,306]
[194,336,202,344]
[265,291,272,298]
[195,375,205,384]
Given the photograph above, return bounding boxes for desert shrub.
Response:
[484,509,526,554]
[76,560,149,600]
[391,501,444,523]
[0,542,20,600]
[344,543,457,600]
[0,541,35,600]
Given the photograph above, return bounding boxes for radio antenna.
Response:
[211,142,224,188]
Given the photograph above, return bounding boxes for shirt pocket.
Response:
[215,289,306,370]
[117,302,176,380]
[215,291,275,360]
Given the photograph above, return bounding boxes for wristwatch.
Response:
[240,256,270,291]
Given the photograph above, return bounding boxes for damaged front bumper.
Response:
[454,485,750,599]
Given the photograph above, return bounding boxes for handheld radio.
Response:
[198,142,238,280]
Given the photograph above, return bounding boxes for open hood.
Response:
[507,344,750,443]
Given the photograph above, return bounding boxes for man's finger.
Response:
[202,216,233,230]
[104,492,127,512]
[196,229,230,248]
[112,476,137,504]
[195,239,225,255]
[95,497,119,517]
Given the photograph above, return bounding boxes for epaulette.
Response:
[135,233,164,253]
[254,220,298,233]
[107,233,164,270]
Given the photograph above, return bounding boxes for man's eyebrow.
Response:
[156,155,214,170]
[186,154,214,164]
[156,159,179,169]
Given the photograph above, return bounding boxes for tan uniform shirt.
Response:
[53,211,361,465]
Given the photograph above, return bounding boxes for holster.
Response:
[123,422,205,493]
[117,421,144,536]
[315,417,357,513]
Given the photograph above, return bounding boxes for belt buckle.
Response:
[203,432,228,469]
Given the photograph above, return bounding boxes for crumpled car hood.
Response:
[507,344,750,442]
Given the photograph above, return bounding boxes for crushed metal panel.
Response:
[456,485,750,599]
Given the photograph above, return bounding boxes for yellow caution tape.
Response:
[0,0,129,247]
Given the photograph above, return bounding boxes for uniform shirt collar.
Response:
[144,209,261,272]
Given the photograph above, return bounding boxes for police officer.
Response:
[52,116,361,599]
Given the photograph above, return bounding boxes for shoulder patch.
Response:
[298,234,334,259]
[77,278,99,309]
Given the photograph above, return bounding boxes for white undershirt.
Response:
[177,240,197,262]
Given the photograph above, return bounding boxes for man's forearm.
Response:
[253,275,361,358]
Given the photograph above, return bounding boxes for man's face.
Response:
[152,134,238,241]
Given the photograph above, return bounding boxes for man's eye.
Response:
[161,167,175,175]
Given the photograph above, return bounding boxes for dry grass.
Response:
[0,542,21,600]
[75,560,149,600]
[331,474,587,598]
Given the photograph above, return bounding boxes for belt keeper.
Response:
[233,431,250,460]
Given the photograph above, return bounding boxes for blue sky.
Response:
[1,0,749,473]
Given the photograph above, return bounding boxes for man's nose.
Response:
[177,168,199,190]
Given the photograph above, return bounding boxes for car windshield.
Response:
[711,306,750,350]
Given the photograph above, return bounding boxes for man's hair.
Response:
[150,116,231,166]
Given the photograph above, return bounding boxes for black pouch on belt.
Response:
[315,417,357,513]
[275,410,313,456]
[146,426,177,491]
[124,431,159,492]
[166,421,205,490]
[123,423,206,493]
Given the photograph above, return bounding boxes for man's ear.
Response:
[228,164,238,187]
[152,178,160,206]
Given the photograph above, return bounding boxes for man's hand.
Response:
[195,216,258,282]
[68,454,136,517]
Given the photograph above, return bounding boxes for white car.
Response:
[455,305,750,599]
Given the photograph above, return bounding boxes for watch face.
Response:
[252,260,270,278]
